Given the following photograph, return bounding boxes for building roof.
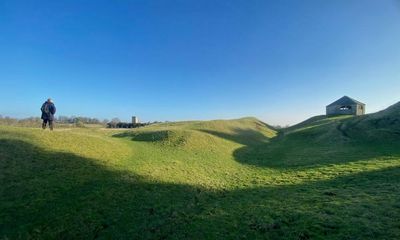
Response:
[326,96,365,107]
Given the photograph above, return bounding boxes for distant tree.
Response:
[107,122,117,128]
[272,125,290,130]
[90,118,100,124]
[111,118,121,123]
[3,117,17,125]
[17,117,41,127]
[57,116,69,123]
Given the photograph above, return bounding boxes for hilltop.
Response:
[115,117,277,148]
[236,101,400,168]
[287,101,400,141]
[0,105,400,239]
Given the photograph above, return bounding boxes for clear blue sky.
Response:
[1,0,399,125]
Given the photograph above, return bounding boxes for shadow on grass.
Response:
[200,119,400,169]
[113,130,171,142]
[1,139,400,239]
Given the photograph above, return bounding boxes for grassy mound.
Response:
[235,103,400,168]
[343,102,400,140]
[1,112,400,239]
[114,117,277,149]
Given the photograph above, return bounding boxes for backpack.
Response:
[43,103,51,114]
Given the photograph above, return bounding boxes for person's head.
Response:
[47,98,53,103]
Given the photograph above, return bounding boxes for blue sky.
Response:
[1,0,399,125]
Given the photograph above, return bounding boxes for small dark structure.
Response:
[326,96,365,116]
[107,122,148,129]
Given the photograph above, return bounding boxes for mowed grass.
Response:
[1,105,400,239]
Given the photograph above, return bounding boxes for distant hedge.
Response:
[106,122,150,128]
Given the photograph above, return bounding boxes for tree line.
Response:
[0,115,110,127]
[0,115,164,128]
[56,116,108,125]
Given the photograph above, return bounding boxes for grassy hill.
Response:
[1,107,400,239]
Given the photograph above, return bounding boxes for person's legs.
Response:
[42,119,48,129]
[49,120,54,131]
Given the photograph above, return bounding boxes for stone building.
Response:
[132,116,139,124]
[326,96,365,116]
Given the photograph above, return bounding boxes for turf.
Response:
[1,104,400,239]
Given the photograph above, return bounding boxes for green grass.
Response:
[1,105,400,239]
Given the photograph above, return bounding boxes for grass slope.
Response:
[1,108,400,239]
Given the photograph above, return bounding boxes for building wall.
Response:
[132,116,139,124]
[326,104,364,116]
[356,104,365,115]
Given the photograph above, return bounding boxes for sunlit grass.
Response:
[1,110,399,239]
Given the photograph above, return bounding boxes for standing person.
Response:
[41,98,56,130]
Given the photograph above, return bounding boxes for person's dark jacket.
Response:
[41,102,56,120]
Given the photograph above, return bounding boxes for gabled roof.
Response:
[327,96,365,107]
